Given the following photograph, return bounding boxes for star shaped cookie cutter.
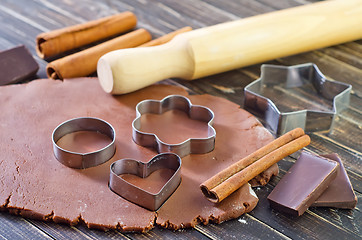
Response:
[244,63,351,135]
[132,95,216,158]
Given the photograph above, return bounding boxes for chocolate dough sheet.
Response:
[0,78,278,232]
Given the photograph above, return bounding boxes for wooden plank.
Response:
[155,0,239,25]
[309,192,362,237]
[276,52,362,96]
[194,214,291,240]
[256,0,303,9]
[341,97,362,122]
[319,46,362,70]
[26,219,130,240]
[199,0,275,17]
[337,42,362,59]
[2,0,79,29]
[0,212,51,239]
[110,0,193,35]
[0,12,41,52]
[125,226,210,240]
[34,0,119,22]
[322,119,362,157]
[174,69,254,103]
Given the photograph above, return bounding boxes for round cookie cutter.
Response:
[52,117,116,169]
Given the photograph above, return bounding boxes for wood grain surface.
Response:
[0,0,361,239]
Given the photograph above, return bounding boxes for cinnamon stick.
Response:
[200,128,310,203]
[36,12,137,59]
[138,26,192,47]
[46,29,151,80]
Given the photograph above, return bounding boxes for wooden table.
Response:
[0,0,361,239]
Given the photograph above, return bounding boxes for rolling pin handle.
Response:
[97,37,194,94]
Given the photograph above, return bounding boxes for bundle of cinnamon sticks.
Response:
[36,12,192,80]
[200,128,310,203]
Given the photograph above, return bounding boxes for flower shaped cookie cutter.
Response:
[132,95,216,158]
[244,63,351,135]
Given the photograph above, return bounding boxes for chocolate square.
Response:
[267,151,338,216]
[312,153,357,209]
[0,45,39,85]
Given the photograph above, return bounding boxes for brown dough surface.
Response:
[0,78,278,232]
[57,131,112,154]
[140,110,211,144]
[121,169,176,195]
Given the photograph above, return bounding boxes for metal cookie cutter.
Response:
[244,63,351,135]
[132,95,216,158]
[109,153,181,211]
[52,117,116,169]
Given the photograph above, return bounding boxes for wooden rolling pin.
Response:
[97,0,362,94]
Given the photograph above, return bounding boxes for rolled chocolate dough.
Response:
[0,78,277,232]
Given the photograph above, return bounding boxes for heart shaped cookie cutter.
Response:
[132,95,216,158]
[109,153,181,211]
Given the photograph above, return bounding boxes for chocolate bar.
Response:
[267,151,338,216]
[0,45,39,85]
[312,153,357,209]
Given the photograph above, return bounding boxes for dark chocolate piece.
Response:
[267,151,338,216]
[0,45,39,85]
[312,153,357,209]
